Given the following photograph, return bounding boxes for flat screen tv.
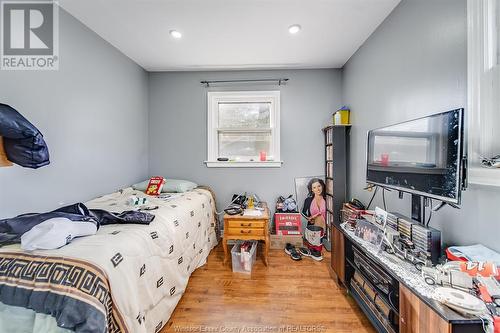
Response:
[366,109,465,205]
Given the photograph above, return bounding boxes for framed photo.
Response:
[354,219,384,248]
[374,207,388,227]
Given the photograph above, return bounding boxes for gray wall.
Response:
[4,0,496,254]
[148,69,342,212]
[343,0,500,252]
[0,9,149,218]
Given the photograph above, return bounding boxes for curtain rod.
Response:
[200,78,289,87]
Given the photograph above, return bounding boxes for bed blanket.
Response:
[0,187,218,333]
[0,252,127,332]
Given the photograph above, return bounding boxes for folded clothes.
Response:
[0,203,155,248]
[21,217,98,251]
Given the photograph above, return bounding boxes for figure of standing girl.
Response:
[302,178,326,230]
[302,178,326,253]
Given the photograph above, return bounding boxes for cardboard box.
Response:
[274,213,302,236]
[270,234,303,250]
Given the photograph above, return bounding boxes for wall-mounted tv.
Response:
[366,109,465,205]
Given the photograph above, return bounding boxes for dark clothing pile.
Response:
[0,203,155,246]
[0,103,50,169]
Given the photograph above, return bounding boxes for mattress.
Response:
[0,187,218,333]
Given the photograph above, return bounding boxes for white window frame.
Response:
[205,91,282,168]
[467,0,500,186]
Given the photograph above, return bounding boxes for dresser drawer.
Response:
[227,228,265,236]
[227,220,265,229]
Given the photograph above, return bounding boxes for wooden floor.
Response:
[162,244,375,333]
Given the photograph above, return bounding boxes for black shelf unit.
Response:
[323,125,350,245]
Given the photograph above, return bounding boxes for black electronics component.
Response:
[351,271,399,333]
[366,109,466,224]
[393,213,414,240]
[392,212,441,265]
[353,247,395,296]
[350,247,399,333]
[231,193,247,206]
[366,109,465,205]
[224,205,243,215]
[224,193,247,215]
[349,198,366,210]
[411,223,441,265]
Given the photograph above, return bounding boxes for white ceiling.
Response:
[59,0,400,71]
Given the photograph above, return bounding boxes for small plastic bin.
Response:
[231,240,257,274]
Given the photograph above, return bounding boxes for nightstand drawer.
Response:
[227,228,265,236]
[227,220,265,229]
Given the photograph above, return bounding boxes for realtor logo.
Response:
[1,0,59,70]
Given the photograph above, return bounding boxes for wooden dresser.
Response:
[334,223,483,333]
[222,204,270,266]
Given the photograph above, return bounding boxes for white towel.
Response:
[447,244,500,266]
[21,217,97,251]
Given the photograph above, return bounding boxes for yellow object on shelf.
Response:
[247,196,254,210]
[333,107,350,125]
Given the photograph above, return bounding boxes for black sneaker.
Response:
[284,243,302,261]
[284,243,294,255]
[299,247,311,257]
[310,249,323,261]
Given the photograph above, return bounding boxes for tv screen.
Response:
[366,109,464,204]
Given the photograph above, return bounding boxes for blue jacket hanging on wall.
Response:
[0,103,50,168]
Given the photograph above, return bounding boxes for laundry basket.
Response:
[231,240,257,274]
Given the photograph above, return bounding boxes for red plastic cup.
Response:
[381,153,389,166]
[260,151,266,161]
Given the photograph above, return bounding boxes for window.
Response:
[468,0,500,185]
[206,91,281,168]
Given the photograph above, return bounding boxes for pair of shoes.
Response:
[299,247,323,261]
[284,243,302,261]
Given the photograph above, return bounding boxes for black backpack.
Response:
[0,103,50,168]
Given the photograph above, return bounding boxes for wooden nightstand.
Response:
[223,203,270,266]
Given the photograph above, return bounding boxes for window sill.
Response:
[468,167,500,187]
[205,161,283,168]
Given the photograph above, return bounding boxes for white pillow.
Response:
[132,178,198,193]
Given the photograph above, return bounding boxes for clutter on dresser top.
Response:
[341,205,500,329]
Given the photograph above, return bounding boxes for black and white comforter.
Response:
[0,187,218,333]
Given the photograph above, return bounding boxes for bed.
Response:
[0,187,219,333]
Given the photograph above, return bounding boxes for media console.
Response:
[330,223,484,333]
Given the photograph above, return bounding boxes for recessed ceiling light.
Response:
[169,30,182,39]
[288,24,301,34]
